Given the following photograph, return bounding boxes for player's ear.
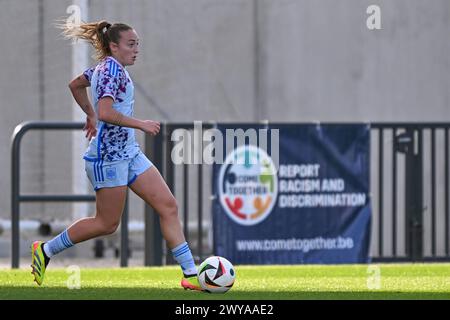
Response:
[109,41,119,54]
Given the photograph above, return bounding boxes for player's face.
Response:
[111,29,139,66]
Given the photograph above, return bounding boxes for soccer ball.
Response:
[197,256,236,293]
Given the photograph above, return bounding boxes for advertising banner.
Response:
[212,124,371,264]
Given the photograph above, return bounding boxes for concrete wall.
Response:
[0,0,74,223]
[259,0,450,122]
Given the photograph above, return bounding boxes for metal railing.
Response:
[11,121,129,269]
[143,122,215,265]
[11,121,450,267]
[145,122,450,264]
[371,123,450,261]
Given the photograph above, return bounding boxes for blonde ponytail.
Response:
[59,20,132,61]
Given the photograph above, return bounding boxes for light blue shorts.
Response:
[85,151,153,191]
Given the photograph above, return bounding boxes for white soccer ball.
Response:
[197,256,236,293]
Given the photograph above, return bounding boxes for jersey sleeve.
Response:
[95,61,121,101]
[83,66,95,83]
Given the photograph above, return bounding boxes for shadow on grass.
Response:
[0,287,449,300]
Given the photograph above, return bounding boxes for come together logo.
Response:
[218,145,278,226]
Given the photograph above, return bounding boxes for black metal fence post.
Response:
[398,128,423,261]
[409,129,424,261]
[165,125,175,265]
[11,122,26,269]
[120,193,129,267]
[144,124,164,266]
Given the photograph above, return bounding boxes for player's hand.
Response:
[83,114,97,140]
[140,120,160,136]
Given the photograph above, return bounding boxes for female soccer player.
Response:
[31,20,202,291]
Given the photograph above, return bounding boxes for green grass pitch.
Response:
[1,263,449,299]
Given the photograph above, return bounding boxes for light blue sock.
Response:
[171,241,197,276]
[43,229,74,258]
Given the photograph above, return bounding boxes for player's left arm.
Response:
[68,74,97,139]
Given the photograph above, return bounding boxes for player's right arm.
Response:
[68,72,97,139]
[68,74,95,118]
